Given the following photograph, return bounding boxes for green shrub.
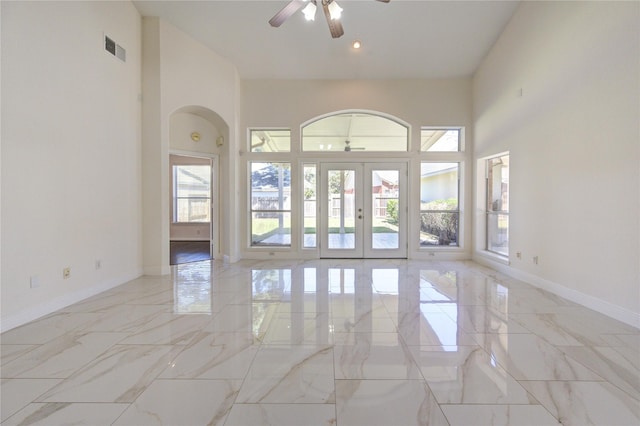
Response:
[386,199,399,225]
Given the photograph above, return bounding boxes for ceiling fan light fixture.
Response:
[302,1,317,21]
[327,0,343,20]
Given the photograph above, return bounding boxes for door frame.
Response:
[319,161,407,259]
[169,150,219,260]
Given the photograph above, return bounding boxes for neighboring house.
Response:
[420,164,457,205]
[372,171,399,219]
[372,170,399,196]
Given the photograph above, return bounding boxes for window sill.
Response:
[475,250,510,266]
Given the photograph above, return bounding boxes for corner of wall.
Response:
[472,253,640,330]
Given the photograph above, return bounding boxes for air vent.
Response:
[104,35,126,62]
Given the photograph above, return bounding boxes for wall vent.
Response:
[104,35,126,62]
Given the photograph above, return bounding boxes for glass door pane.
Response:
[320,162,405,259]
[371,169,399,249]
[364,163,407,258]
[320,164,363,258]
[303,164,317,248]
[327,169,356,249]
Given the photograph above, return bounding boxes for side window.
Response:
[250,129,291,153]
[303,164,317,248]
[486,154,509,256]
[250,162,291,246]
[420,163,460,246]
[421,128,462,152]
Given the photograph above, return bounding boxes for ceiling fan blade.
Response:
[269,0,306,27]
[376,0,391,3]
[322,2,344,38]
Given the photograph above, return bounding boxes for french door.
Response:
[319,162,407,258]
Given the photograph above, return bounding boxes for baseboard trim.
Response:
[143,265,171,276]
[473,253,640,330]
[0,269,144,333]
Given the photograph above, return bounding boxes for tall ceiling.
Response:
[132,0,520,80]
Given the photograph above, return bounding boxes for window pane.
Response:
[250,162,291,210]
[250,129,291,153]
[175,165,210,197]
[486,154,509,256]
[421,129,460,152]
[251,212,291,246]
[487,155,509,212]
[250,162,291,247]
[302,112,408,152]
[303,164,317,248]
[487,213,509,255]
[420,212,459,246]
[173,165,211,223]
[327,169,356,249]
[420,163,459,210]
[420,162,459,248]
[176,198,210,222]
[372,170,399,249]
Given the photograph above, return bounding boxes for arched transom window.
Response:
[302,112,408,152]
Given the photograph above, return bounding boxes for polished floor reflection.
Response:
[1,259,638,425]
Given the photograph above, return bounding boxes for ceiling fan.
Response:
[269,0,390,39]
[344,140,365,152]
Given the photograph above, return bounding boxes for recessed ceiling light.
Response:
[352,40,361,49]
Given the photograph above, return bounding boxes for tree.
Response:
[251,163,290,188]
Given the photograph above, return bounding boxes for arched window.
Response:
[302,111,408,152]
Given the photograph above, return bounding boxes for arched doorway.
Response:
[169,106,228,264]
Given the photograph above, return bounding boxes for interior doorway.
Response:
[170,154,215,265]
[319,162,407,258]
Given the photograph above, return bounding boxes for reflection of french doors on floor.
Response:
[320,162,407,259]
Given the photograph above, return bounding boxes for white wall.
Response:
[1,2,4,322]
[141,18,241,272]
[158,22,241,262]
[1,1,142,331]
[241,79,472,259]
[170,112,221,154]
[473,1,640,326]
[242,79,471,138]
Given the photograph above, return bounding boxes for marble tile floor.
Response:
[1,259,638,425]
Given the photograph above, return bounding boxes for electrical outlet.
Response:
[63,267,71,279]
[95,260,102,270]
[533,256,539,265]
[516,252,522,259]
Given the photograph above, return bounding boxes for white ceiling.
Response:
[132,0,520,80]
